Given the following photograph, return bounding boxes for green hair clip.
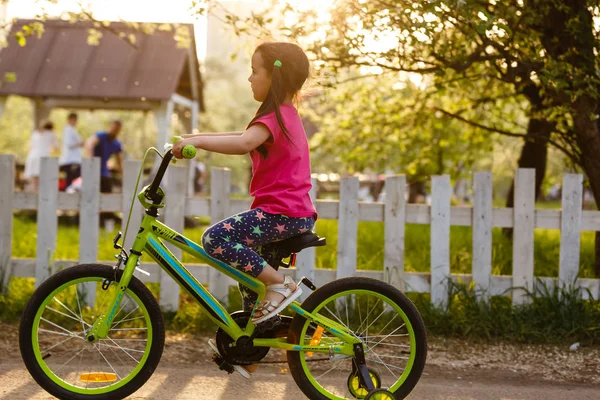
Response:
[274,60,283,67]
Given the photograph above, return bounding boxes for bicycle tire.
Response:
[287,277,427,400]
[19,264,165,400]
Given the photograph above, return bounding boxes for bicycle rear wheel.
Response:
[19,264,165,400]
[287,277,427,399]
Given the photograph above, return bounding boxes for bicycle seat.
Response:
[276,232,326,253]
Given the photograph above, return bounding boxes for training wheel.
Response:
[365,388,395,400]
[347,369,381,399]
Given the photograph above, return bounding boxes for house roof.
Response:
[0,19,204,110]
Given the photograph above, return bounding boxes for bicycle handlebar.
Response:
[145,138,197,204]
[146,150,174,204]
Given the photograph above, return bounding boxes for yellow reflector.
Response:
[80,372,117,382]
[306,325,325,357]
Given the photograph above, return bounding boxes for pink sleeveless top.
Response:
[248,104,317,218]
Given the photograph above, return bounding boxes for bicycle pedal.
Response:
[212,354,235,374]
[299,276,317,291]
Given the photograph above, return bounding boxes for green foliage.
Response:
[13,21,44,47]
[213,0,600,191]
[0,276,33,321]
[412,280,600,344]
[308,74,497,178]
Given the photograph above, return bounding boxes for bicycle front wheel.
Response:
[19,264,165,400]
[287,277,427,400]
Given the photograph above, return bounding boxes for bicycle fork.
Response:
[84,251,142,342]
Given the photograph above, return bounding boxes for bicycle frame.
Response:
[87,212,360,356]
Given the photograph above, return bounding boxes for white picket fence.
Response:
[1,154,599,311]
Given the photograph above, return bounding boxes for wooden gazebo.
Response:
[0,19,204,149]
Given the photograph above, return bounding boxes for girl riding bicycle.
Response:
[20,42,426,400]
[173,42,316,375]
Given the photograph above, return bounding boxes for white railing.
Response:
[1,154,599,311]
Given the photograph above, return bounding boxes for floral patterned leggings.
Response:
[202,208,315,311]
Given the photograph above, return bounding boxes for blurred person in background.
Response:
[59,112,83,190]
[24,119,59,192]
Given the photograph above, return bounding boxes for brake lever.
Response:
[163,142,177,163]
[163,136,184,163]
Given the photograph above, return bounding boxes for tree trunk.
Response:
[505,117,553,208]
[503,115,554,237]
[572,95,600,277]
[408,180,425,203]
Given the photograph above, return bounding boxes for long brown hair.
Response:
[248,42,309,157]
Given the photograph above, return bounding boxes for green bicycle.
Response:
[19,141,427,400]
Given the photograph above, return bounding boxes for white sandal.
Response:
[252,276,302,325]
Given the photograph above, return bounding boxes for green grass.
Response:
[410,281,600,344]
[3,214,599,342]
[12,215,596,278]
[312,220,596,278]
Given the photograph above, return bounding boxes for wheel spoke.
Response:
[106,343,130,376]
[363,334,409,339]
[366,350,397,378]
[365,357,406,372]
[366,342,410,348]
[358,304,390,339]
[75,285,87,334]
[111,312,143,329]
[46,306,92,327]
[40,317,82,337]
[103,337,142,363]
[315,357,348,379]
[372,353,410,361]
[93,344,122,380]
[42,333,81,354]
[368,313,398,345]
[52,297,85,324]
[54,344,87,374]
[355,298,381,338]
[113,296,132,322]
[367,324,406,353]
[39,328,84,339]
[344,297,350,329]
[323,305,361,341]
[109,327,147,332]
[98,342,145,354]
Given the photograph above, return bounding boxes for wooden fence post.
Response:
[512,168,535,305]
[35,157,58,287]
[336,176,359,279]
[472,171,493,299]
[0,154,14,293]
[559,174,583,287]
[295,177,317,300]
[79,157,100,305]
[160,165,187,311]
[431,175,451,308]
[384,175,406,291]
[209,167,233,304]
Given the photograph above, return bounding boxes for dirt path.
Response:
[1,361,600,400]
[1,323,599,399]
